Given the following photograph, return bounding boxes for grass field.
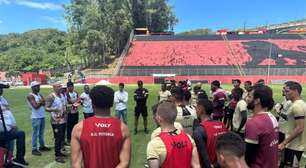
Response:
[3,84,306,168]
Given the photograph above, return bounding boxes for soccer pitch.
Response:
[3,84,305,168]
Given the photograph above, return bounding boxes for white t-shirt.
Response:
[175,105,197,135]
[80,92,93,114]
[278,99,292,134]
[232,99,248,133]
[114,90,128,111]
[286,99,306,151]
[27,93,45,119]
[68,91,78,103]
[68,91,79,113]
[0,96,16,132]
[159,90,171,102]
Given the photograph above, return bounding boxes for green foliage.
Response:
[3,85,306,167]
[65,0,177,68]
[0,0,177,73]
[132,0,177,32]
[65,0,134,68]
[178,28,213,36]
[0,29,67,73]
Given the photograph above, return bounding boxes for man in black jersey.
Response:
[134,80,149,134]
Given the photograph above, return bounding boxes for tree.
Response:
[65,0,177,68]
[131,0,177,32]
[110,0,133,55]
[132,0,147,28]
[65,0,134,68]
[0,29,68,73]
[178,28,213,36]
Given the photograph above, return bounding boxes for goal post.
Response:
[152,74,176,84]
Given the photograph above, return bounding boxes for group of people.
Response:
[0,80,95,166]
[0,78,306,168]
[149,79,306,168]
[69,78,306,168]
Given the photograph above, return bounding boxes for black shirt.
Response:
[134,88,149,106]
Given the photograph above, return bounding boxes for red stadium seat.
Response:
[258,58,276,65]
[123,39,306,67]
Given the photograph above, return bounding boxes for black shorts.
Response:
[225,108,234,118]
[279,132,285,144]
[233,131,244,139]
[284,148,303,167]
[135,106,148,117]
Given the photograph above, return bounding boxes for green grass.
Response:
[3,84,306,168]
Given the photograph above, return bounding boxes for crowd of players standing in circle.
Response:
[0,78,305,168]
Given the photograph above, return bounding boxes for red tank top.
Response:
[201,120,227,164]
[159,130,193,168]
[80,116,123,168]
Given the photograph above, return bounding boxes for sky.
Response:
[0,0,306,34]
[0,0,68,34]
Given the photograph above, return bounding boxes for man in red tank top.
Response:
[193,99,227,167]
[71,86,131,168]
[146,101,200,168]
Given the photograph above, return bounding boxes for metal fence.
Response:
[119,67,306,76]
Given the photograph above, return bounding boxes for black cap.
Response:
[0,83,9,89]
[137,80,143,85]
[211,80,221,87]
[67,81,74,87]
[233,79,241,84]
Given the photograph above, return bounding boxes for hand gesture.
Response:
[278,143,285,151]
[40,99,45,106]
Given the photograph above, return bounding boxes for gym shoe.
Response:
[55,157,65,163]
[13,159,29,167]
[39,146,51,151]
[32,150,42,156]
[61,147,66,153]
[58,152,68,158]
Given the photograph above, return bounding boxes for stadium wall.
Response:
[84,75,306,84]
[134,34,305,41]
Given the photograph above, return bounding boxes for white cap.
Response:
[52,81,62,86]
[0,81,7,85]
[30,81,40,87]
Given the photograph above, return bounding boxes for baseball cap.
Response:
[30,81,40,87]
[67,81,74,87]
[52,81,62,87]
[137,80,143,85]
[0,82,9,89]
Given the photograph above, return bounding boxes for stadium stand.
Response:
[123,41,251,66]
[80,20,306,84]
[119,34,306,78]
